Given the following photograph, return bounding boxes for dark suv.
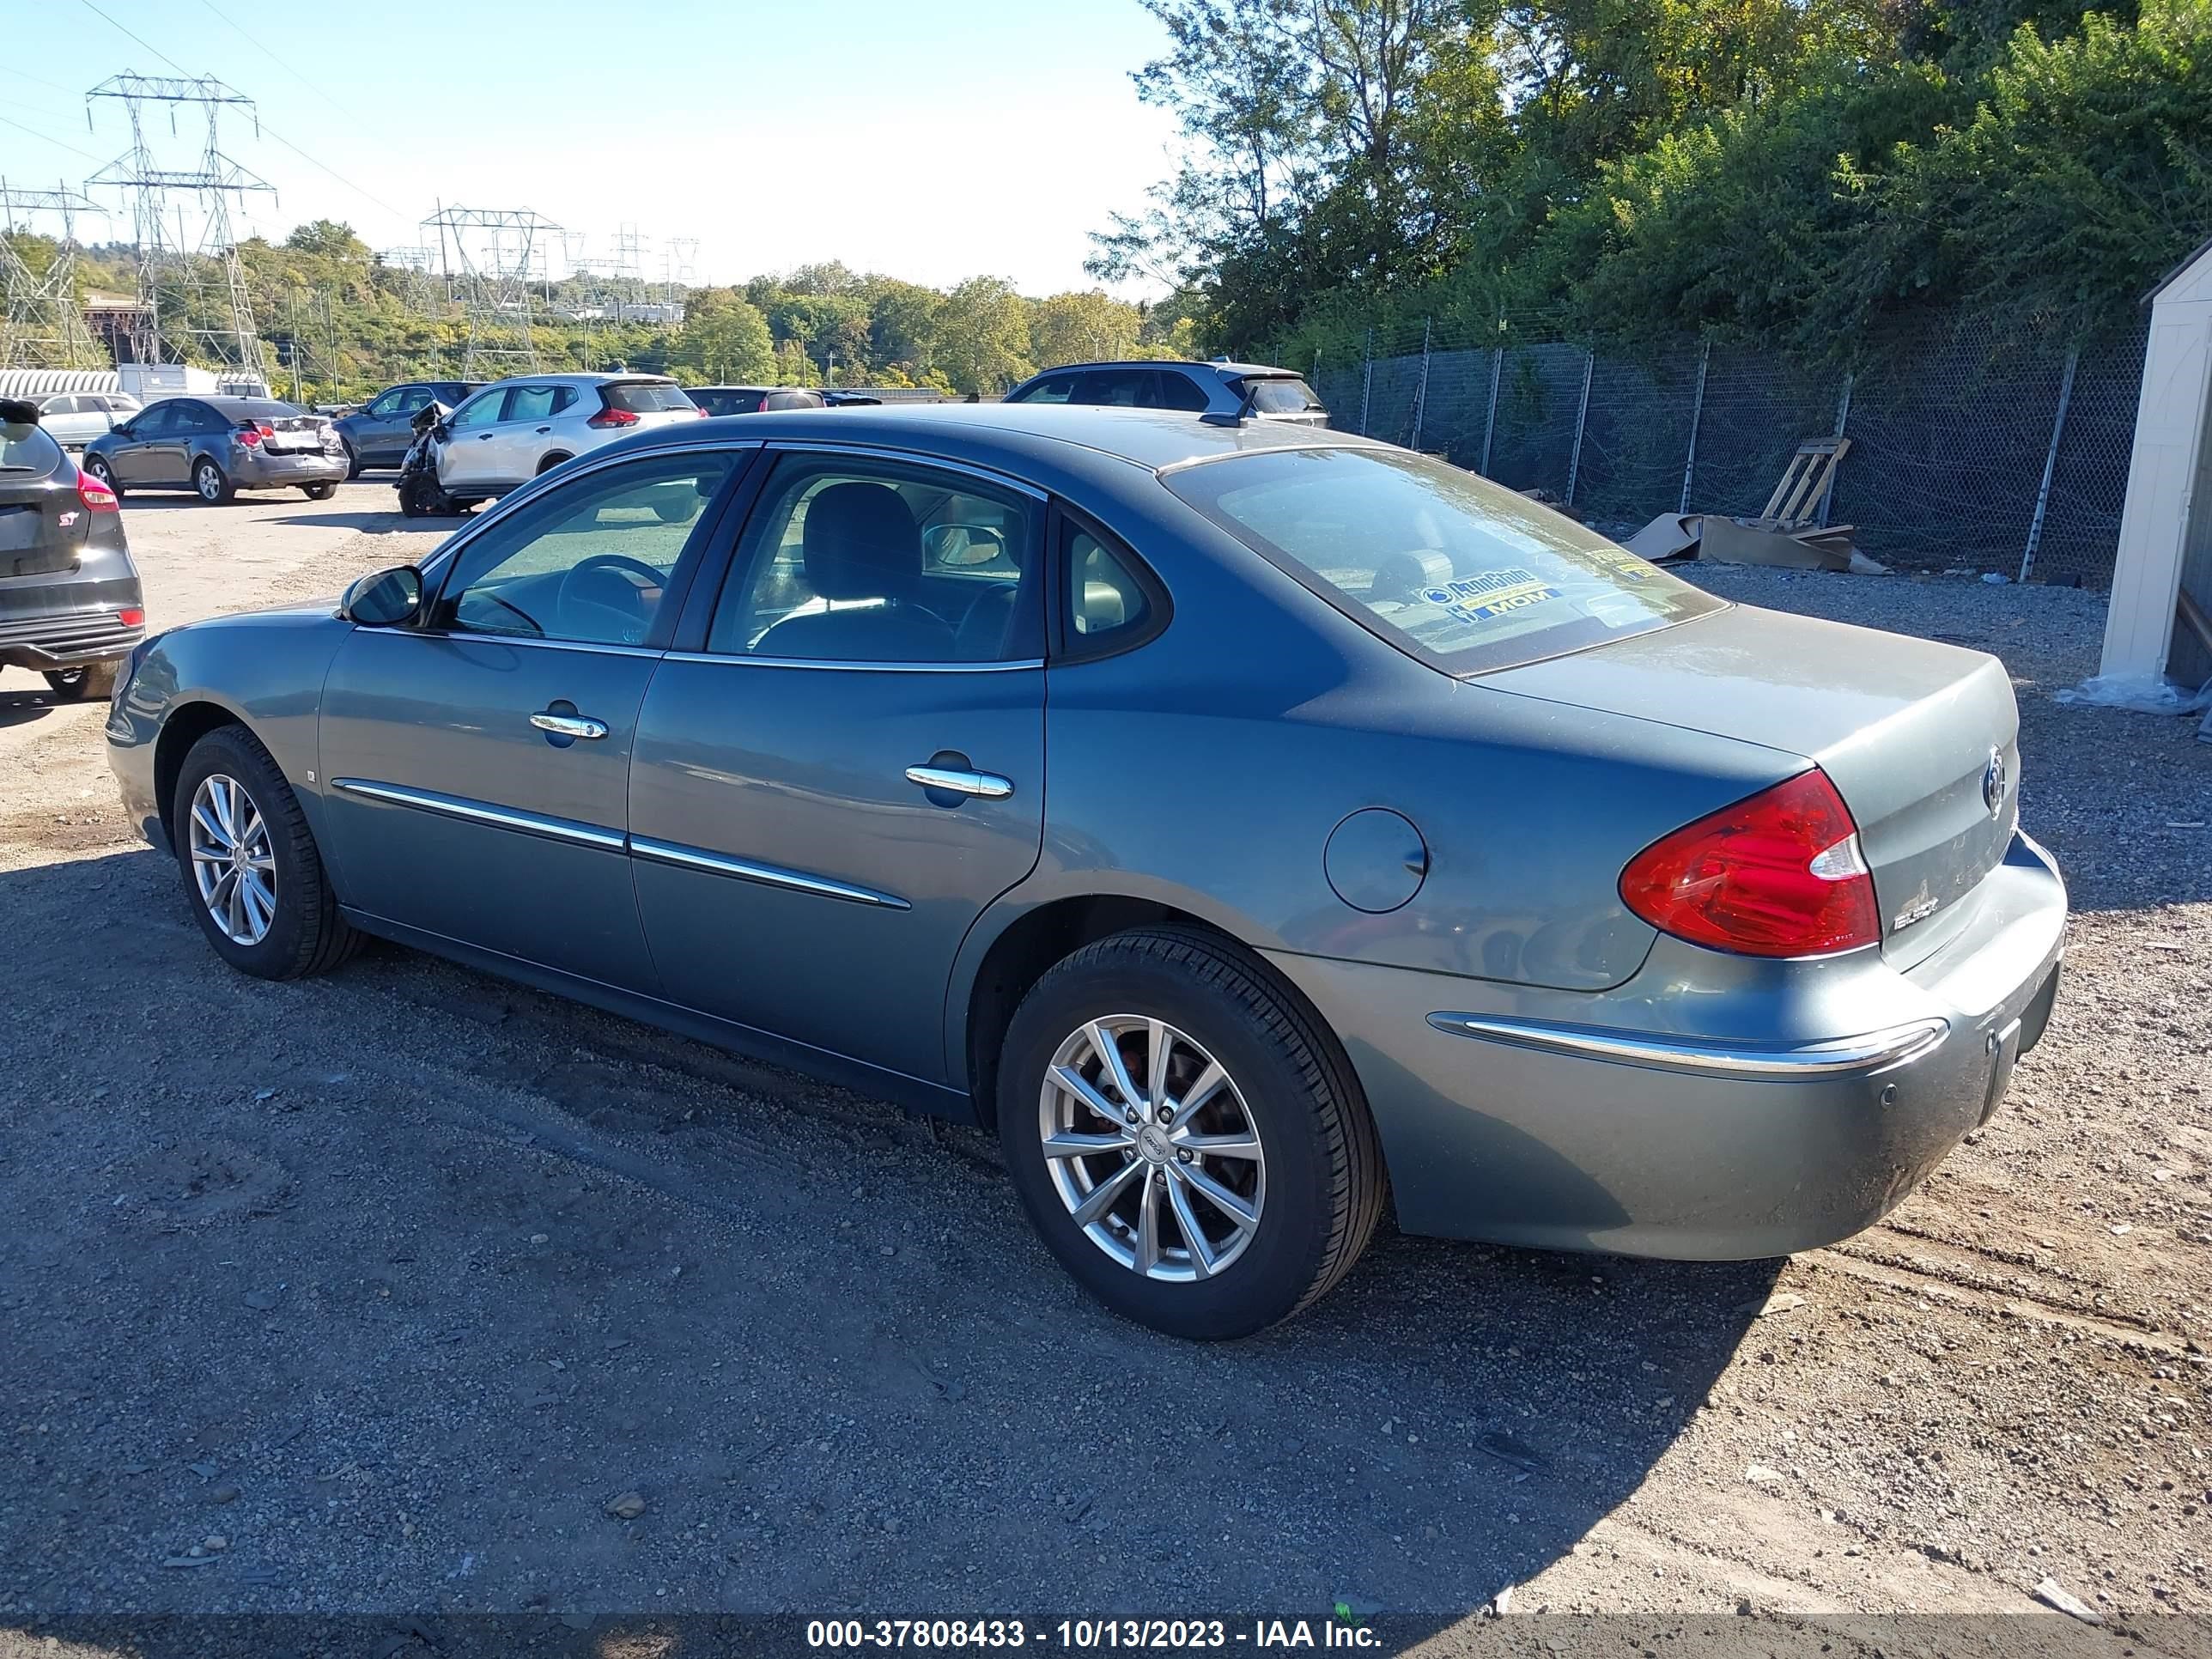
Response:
[333,380,483,474]
[1002,360,1328,424]
[0,400,145,701]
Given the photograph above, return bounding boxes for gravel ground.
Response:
[2,493,2209,1652]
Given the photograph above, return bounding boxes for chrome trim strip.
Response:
[1425,1012,1950,1079]
[629,836,911,909]
[328,778,627,852]
[905,764,1013,799]
[759,440,1048,501]
[353,627,665,659]
[659,652,1042,673]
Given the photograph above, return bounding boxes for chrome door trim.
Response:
[413,437,768,586]
[328,778,627,852]
[629,836,912,909]
[352,627,666,659]
[905,764,1014,799]
[659,652,1043,673]
[759,440,1048,501]
[1425,1012,1950,1079]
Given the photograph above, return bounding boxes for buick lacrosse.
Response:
[108,405,2064,1339]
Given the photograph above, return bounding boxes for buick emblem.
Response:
[1981,748,2008,820]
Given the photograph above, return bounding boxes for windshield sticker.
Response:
[1421,567,1563,625]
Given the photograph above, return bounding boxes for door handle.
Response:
[477,432,494,441]
[531,711,608,739]
[905,763,1012,799]
[535,425,552,434]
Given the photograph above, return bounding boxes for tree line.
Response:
[0,222,1194,402]
[1091,0,2212,368]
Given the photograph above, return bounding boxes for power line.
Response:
[0,64,79,97]
[192,0,364,123]
[257,120,407,220]
[76,0,195,75]
[0,112,106,167]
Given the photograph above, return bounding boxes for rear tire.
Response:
[42,662,118,702]
[536,453,570,476]
[172,724,361,980]
[998,927,1385,1340]
[192,457,234,505]
[302,481,337,501]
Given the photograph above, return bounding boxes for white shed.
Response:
[2100,233,2212,690]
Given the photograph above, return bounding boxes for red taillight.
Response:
[586,406,641,429]
[118,607,144,628]
[1619,769,1879,958]
[236,421,274,446]
[76,468,119,513]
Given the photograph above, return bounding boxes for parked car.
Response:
[107,405,2065,1340]
[33,391,141,449]
[431,374,702,506]
[0,399,144,701]
[331,380,482,476]
[687,386,826,416]
[82,396,347,504]
[1003,359,1328,425]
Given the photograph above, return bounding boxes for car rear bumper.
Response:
[0,578,144,670]
[235,448,347,486]
[1265,830,2067,1259]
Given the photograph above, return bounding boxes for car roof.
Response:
[473,371,674,390]
[610,401,1377,475]
[202,395,301,412]
[1027,359,1303,379]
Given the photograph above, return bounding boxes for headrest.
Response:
[802,482,920,601]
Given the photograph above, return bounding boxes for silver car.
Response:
[106,406,2064,1340]
[433,373,702,506]
[34,390,140,448]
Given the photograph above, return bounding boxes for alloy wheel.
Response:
[187,773,277,945]
[196,463,222,501]
[1037,1016,1267,1280]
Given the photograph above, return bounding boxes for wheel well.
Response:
[537,453,570,474]
[964,896,1336,1133]
[154,702,244,836]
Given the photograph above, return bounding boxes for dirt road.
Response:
[2,485,2208,1648]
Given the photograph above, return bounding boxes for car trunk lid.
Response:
[1482,603,2020,963]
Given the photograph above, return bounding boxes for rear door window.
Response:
[1164,447,1720,676]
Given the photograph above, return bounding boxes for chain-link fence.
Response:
[1310,313,2147,586]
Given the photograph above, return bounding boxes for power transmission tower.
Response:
[84,74,273,386]
[375,246,440,316]
[0,178,106,368]
[423,204,559,376]
[611,222,650,320]
[662,236,698,312]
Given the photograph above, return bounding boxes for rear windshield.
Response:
[1243,377,1325,415]
[0,417,63,475]
[1164,447,1721,675]
[603,381,695,414]
[228,400,307,422]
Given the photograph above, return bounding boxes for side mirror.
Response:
[341,565,424,627]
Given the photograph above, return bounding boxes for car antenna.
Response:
[1199,380,1257,428]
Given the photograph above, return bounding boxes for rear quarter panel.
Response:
[946,480,1809,1084]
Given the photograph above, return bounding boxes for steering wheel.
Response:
[558,553,666,644]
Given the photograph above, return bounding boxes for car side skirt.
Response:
[339,907,981,1125]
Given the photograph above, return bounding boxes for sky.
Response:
[0,0,1182,296]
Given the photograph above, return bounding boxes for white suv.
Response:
[434,373,702,503]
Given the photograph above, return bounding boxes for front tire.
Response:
[172,725,360,980]
[193,458,234,505]
[999,927,1385,1340]
[82,453,123,498]
[343,441,362,480]
[42,662,118,702]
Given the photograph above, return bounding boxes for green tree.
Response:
[674,288,776,382]
[1030,289,1153,365]
[935,276,1035,392]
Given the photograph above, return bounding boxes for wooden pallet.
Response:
[1757,437,1851,530]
